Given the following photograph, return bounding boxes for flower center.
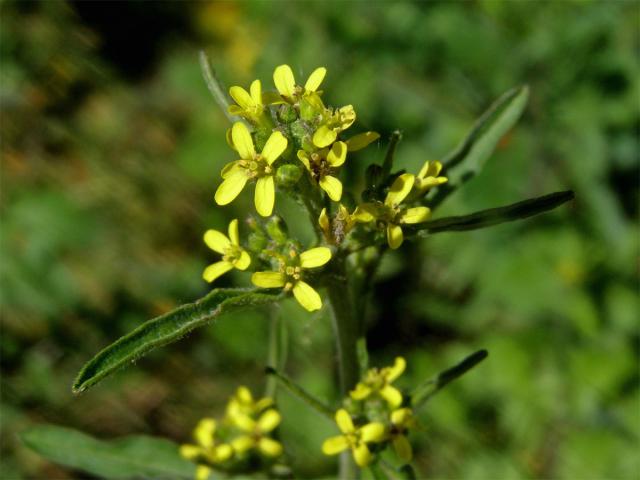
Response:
[222,244,243,263]
[240,154,272,179]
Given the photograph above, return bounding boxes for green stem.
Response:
[264,307,281,398]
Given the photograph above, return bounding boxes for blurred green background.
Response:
[1,1,638,478]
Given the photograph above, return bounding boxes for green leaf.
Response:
[73,288,279,394]
[432,85,529,207]
[408,190,574,236]
[265,366,334,420]
[411,349,488,409]
[21,424,194,479]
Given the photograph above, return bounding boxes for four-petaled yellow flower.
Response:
[388,408,416,462]
[226,386,274,420]
[313,105,356,148]
[322,409,386,468]
[215,122,287,217]
[350,357,406,408]
[414,160,448,194]
[319,205,355,245]
[202,219,251,283]
[230,409,283,458]
[354,174,431,249]
[297,141,347,201]
[228,79,269,126]
[273,64,326,105]
[251,247,332,312]
[180,418,233,480]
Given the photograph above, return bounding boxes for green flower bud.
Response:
[277,104,297,124]
[265,216,288,245]
[276,164,302,188]
[247,231,268,252]
[253,127,273,152]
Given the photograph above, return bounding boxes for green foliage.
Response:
[21,425,194,479]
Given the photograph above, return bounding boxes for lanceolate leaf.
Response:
[408,190,574,236]
[73,288,279,394]
[21,425,194,479]
[431,85,529,207]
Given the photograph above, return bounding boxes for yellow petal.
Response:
[385,173,415,207]
[335,409,354,434]
[179,444,201,460]
[304,67,326,92]
[380,385,403,408]
[229,86,253,109]
[273,64,295,98]
[350,382,373,400]
[215,173,248,206]
[203,229,230,254]
[255,176,275,217]
[292,280,322,311]
[258,437,283,457]
[313,125,337,148]
[249,79,262,105]
[257,409,281,433]
[318,208,330,234]
[214,443,233,462]
[231,435,254,454]
[327,141,347,167]
[360,422,386,443]
[221,160,242,179]
[196,465,212,480]
[297,150,312,171]
[233,250,251,270]
[255,397,274,411]
[322,435,350,455]
[387,224,404,250]
[195,418,217,448]
[400,207,431,224]
[346,131,380,151]
[228,219,239,245]
[352,442,372,467]
[225,128,235,150]
[251,271,286,288]
[338,105,356,130]
[299,247,332,268]
[233,413,256,432]
[353,204,378,223]
[202,261,233,283]
[387,356,406,381]
[261,131,287,164]
[391,408,413,426]
[393,435,413,462]
[231,122,255,160]
[236,386,253,403]
[319,175,343,201]
[228,104,244,115]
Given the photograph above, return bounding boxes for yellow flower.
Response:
[353,174,431,249]
[215,122,288,217]
[312,105,356,148]
[322,409,386,468]
[230,409,283,458]
[319,205,355,244]
[180,418,233,468]
[297,141,347,201]
[225,386,274,421]
[273,64,326,104]
[350,357,406,408]
[202,219,251,283]
[414,160,447,193]
[388,408,416,462]
[251,247,332,312]
[227,79,269,125]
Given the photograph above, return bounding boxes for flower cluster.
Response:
[322,357,418,467]
[180,386,284,480]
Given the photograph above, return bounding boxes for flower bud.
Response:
[277,104,297,124]
[247,231,268,252]
[276,164,302,188]
[265,216,288,245]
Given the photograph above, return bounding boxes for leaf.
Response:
[73,288,279,394]
[412,349,488,409]
[265,367,334,420]
[431,85,529,207]
[408,190,574,236]
[21,424,194,479]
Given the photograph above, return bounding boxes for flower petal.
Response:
[322,435,350,455]
[232,413,256,432]
[273,64,296,98]
[203,229,230,254]
[353,204,378,223]
[299,247,332,268]
[214,444,233,462]
[304,67,326,92]
[258,437,283,457]
[318,208,330,234]
[335,409,354,434]
[237,386,253,403]
[346,131,380,151]
[258,409,281,433]
[251,271,286,288]
[229,86,253,109]
[393,435,413,462]
[221,160,243,178]
[327,141,347,167]
[400,207,431,224]
[250,79,262,105]
[233,250,251,270]
[195,418,217,448]
[202,261,233,283]
[231,435,254,454]
[319,175,343,201]
[196,465,212,480]
[261,131,288,164]
[387,224,404,250]
[385,173,415,207]
[215,172,248,206]
[292,280,322,311]
[338,105,356,130]
[255,176,275,217]
[231,122,255,160]
[179,444,201,460]
[297,150,311,171]
[228,219,239,245]
[352,442,372,468]
[387,356,406,381]
[350,382,373,400]
[360,422,386,443]
[391,407,413,426]
[380,385,403,408]
[313,125,337,148]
